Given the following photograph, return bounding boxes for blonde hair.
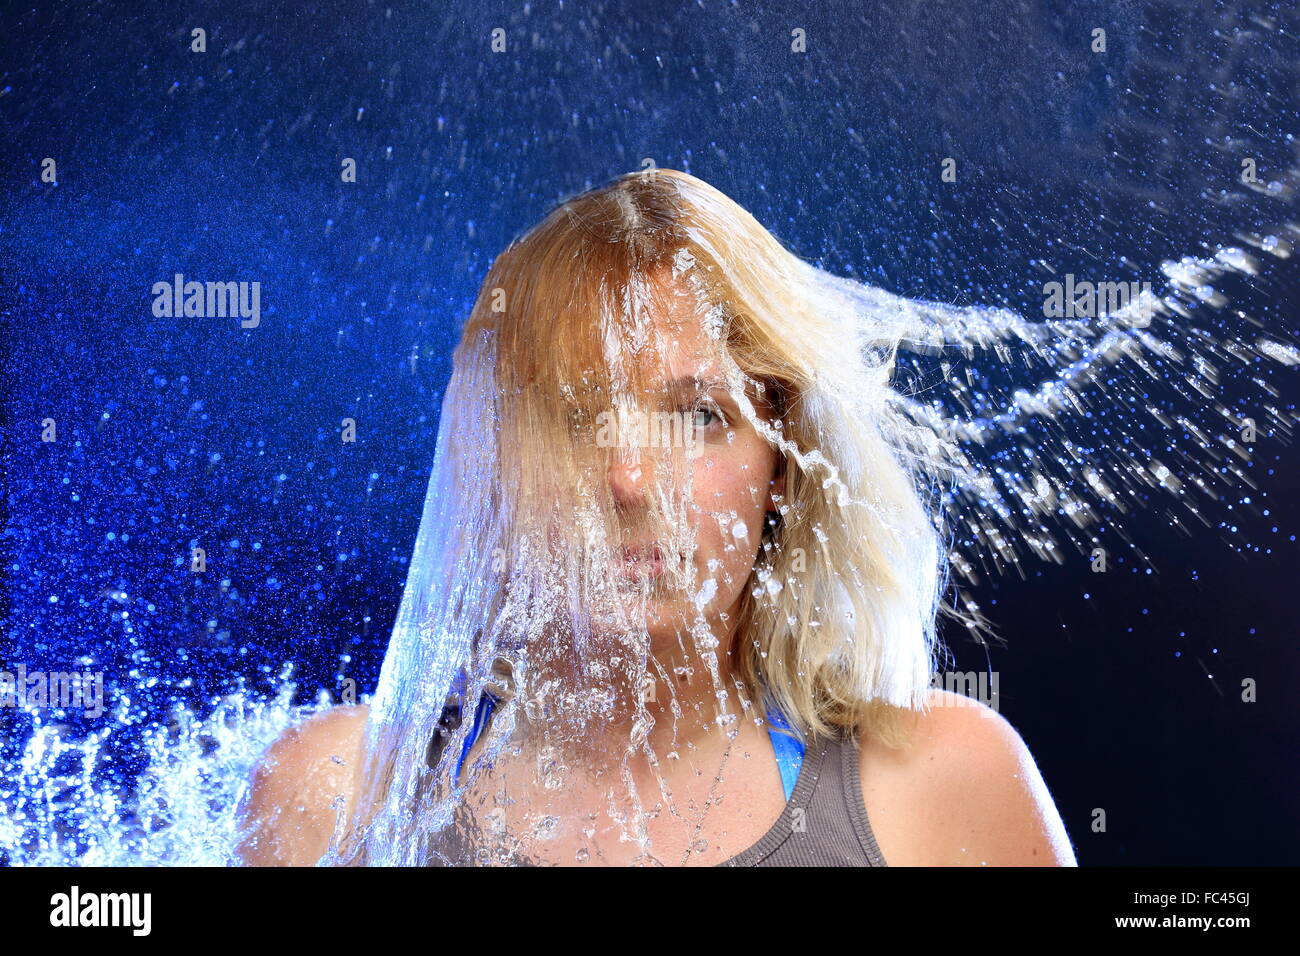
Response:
[456,168,948,748]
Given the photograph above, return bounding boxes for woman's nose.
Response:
[607,458,649,506]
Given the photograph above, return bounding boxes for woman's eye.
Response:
[689,402,725,431]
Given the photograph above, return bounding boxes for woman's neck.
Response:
[509,618,753,763]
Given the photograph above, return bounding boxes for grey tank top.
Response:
[719,730,887,867]
[426,687,887,867]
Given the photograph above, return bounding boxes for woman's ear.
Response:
[768,456,786,509]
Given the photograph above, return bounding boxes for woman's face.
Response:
[597,270,784,651]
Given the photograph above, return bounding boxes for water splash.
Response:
[1,669,330,866]
[4,0,1299,866]
[4,171,1297,867]
[884,226,1300,585]
[5,164,1299,867]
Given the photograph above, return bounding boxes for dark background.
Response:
[1,0,1297,865]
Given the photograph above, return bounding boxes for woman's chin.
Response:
[637,600,730,651]
[583,593,691,643]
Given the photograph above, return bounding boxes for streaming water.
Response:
[2,1,1297,867]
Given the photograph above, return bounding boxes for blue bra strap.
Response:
[454,691,499,783]
[456,692,806,802]
[765,701,806,802]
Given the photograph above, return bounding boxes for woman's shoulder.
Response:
[236,703,370,866]
[856,689,1077,866]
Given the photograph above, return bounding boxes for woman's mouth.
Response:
[618,544,665,579]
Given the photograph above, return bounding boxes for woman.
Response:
[237,169,1076,867]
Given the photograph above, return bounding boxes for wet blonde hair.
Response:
[454,168,947,748]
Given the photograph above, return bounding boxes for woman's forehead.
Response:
[595,330,728,398]
[611,278,726,381]
[510,260,744,404]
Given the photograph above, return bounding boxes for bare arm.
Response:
[235,704,370,866]
[861,690,1077,866]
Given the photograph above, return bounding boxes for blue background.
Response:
[2,0,1298,864]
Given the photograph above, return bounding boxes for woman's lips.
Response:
[618,544,665,578]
